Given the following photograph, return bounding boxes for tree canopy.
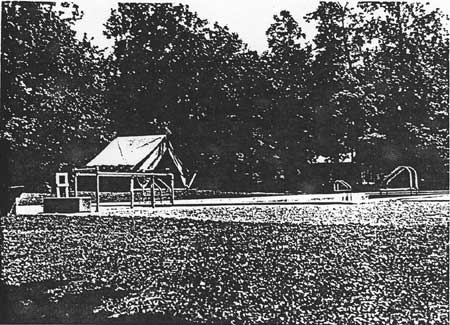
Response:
[2,1,448,192]
[2,2,112,188]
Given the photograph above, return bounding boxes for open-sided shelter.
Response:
[86,135,189,187]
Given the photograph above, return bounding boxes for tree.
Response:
[1,2,112,188]
[359,2,449,185]
[264,10,314,189]
[104,3,274,191]
[3,1,447,193]
[306,3,370,164]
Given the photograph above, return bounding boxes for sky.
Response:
[70,0,450,53]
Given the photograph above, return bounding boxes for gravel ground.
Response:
[1,201,449,324]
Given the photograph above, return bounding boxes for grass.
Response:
[1,201,449,324]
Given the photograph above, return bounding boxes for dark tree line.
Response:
[1,1,448,192]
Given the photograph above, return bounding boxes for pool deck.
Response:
[13,191,449,215]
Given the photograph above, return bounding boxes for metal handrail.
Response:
[333,180,352,192]
[382,166,418,190]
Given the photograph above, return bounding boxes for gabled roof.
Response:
[87,135,166,168]
[86,135,188,186]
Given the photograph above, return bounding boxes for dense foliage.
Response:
[1,1,448,192]
[1,2,112,190]
[2,202,449,323]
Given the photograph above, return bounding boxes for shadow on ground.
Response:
[0,282,199,324]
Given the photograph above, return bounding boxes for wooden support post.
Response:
[95,166,100,212]
[151,176,155,208]
[170,174,174,205]
[74,172,78,197]
[130,177,135,208]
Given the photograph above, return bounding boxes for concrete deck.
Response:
[13,191,448,215]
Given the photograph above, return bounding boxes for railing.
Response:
[72,168,175,211]
[379,166,419,195]
[333,180,352,192]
